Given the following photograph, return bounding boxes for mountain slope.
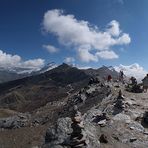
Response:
[84,65,119,79]
[0,69,26,83]
[0,63,90,112]
[0,62,56,83]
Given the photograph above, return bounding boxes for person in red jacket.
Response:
[107,75,112,82]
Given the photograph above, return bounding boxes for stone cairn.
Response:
[69,105,87,148]
[114,90,125,110]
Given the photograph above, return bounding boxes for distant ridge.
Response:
[84,65,119,79]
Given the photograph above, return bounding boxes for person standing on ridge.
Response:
[119,70,123,82]
[107,75,112,82]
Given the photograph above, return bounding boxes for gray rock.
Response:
[131,140,148,148]
[113,113,131,123]
[129,122,144,133]
[45,117,73,146]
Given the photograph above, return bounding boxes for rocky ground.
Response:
[43,81,148,148]
[0,78,148,148]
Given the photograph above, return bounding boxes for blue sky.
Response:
[0,0,148,78]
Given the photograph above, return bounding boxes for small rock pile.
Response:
[88,77,101,85]
[114,90,125,110]
[69,106,87,147]
[44,107,101,148]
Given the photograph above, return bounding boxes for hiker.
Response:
[142,74,148,92]
[119,70,124,83]
[107,75,112,82]
[130,76,137,85]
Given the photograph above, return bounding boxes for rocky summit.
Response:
[0,64,148,148]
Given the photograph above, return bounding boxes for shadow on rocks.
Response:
[141,111,148,128]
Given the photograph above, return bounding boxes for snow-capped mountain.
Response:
[0,62,57,83]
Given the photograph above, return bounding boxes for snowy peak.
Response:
[39,62,57,73]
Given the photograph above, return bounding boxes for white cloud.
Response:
[117,33,131,44]
[0,50,21,68]
[21,59,45,70]
[107,20,120,37]
[96,50,119,59]
[114,63,147,81]
[64,57,75,64]
[77,66,92,69]
[0,50,45,73]
[43,44,58,53]
[42,9,131,62]
[77,45,98,62]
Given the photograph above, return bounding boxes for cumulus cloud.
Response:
[96,50,119,59]
[64,57,75,64]
[0,50,45,73]
[42,9,131,62]
[114,63,147,81]
[77,45,98,62]
[107,20,120,37]
[43,44,58,53]
[20,59,45,70]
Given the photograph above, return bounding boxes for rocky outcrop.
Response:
[0,113,30,129]
[62,78,111,118]
[44,107,100,148]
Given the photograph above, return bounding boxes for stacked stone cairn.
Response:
[69,106,87,148]
[114,90,125,110]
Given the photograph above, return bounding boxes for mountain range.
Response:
[0,63,119,83]
[0,63,120,113]
[0,62,56,83]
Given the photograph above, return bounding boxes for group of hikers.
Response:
[107,70,124,83]
[107,70,148,93]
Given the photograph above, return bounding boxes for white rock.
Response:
[97,119,106,126]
